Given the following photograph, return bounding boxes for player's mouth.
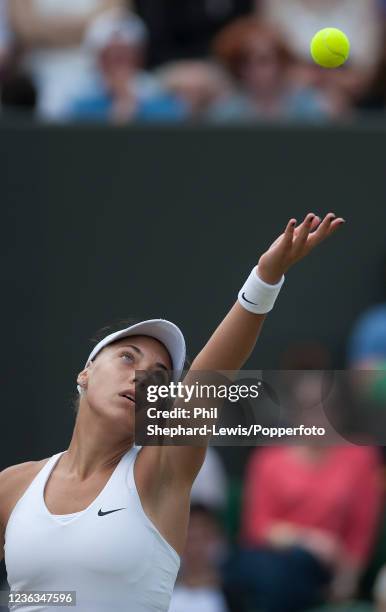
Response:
[119,393,136,406]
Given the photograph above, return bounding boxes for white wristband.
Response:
[238,267,285,314]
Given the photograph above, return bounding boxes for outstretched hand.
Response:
[257,212,345,284]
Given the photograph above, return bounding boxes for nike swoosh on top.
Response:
[98,507,126,516]
[242,292,258,306]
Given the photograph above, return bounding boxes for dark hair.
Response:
[212,16,293,81]
[71,316,190,416]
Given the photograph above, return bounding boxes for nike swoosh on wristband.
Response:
[98,507,126,516]
[241,292,258,306]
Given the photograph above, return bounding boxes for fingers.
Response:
[292,212,316,254]
[309,215,322,232]
[308,212,345,247]
[328,218,346,233]
[278,217,297,251]
[284,217,297,238]
[278,212,345,258]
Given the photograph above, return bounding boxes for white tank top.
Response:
[4,446,180,611]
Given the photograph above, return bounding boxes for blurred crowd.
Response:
[0,0,386,123]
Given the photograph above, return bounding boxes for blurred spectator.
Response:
[357,4,386,113]
[280,340,332,370]
[358,57,386,112]
[157,60,232,118]
[212,18,336,122]
[190,447,228,511]
[168,503,230,612]
[0,0,12,73]
[348,306,386,370]
[134,0,253,67]
[223,444,383,611]
[347,253,386,369]
[8,0,125,119]
[256,0,383,106]
[69,9,186,123]
[345,255,386,458]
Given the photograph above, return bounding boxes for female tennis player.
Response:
[0,212,344,611]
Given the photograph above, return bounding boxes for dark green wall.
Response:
[2,122,386,468]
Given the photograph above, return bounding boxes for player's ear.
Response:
[77,361,93,389]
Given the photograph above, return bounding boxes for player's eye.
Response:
[121,352,135,363]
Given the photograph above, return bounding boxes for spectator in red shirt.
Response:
[223,368,384,612]
[223,443,383,612]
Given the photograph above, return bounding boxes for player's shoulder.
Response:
[0,458,49,491]
[0,459,49,531]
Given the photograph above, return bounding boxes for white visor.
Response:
[77,318,186,393]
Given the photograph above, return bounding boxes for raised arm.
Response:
[190,212,344,372]
[155,212,345,485]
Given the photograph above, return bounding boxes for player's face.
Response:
[77,335,172,431]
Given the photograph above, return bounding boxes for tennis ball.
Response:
[310,28,350,68]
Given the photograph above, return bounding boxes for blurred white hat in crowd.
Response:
[85,8,148,52]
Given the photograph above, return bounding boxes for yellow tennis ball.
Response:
[310,28,350,68]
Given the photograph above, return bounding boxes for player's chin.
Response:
[110,396,136,424]
[93,396,136,420]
